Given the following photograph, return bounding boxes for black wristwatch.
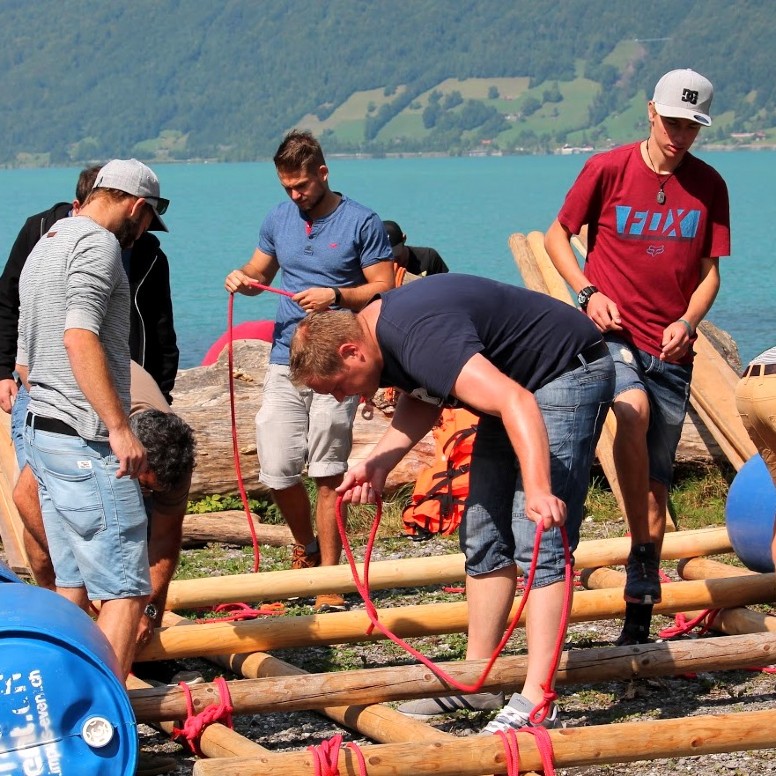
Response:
[331,287,342,306]
[577,285,599,310]
[144,603,158,621]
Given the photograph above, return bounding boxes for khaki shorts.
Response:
[736,370,776,486]
[256,364,358,489]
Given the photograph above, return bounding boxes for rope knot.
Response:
[171,677,234,755]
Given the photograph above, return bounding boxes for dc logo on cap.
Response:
[681,89,699,105]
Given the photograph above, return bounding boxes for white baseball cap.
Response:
[652,69,713,127]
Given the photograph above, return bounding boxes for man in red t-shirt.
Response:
[545,68,730,645]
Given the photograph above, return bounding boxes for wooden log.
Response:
[191,707,776,776]
[165,525,731,610]
[140,572,775,661]
[181,510,294,548]
[0,411,30,574]
[130,631,776,722]
[678,556,755,580]
[689,331,756,471]
[170,340,435,500]
[125,673,269,758]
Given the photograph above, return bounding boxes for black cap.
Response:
[382,220,404,247]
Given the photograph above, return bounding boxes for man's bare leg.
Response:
[466,568,566,706]
[612,389,662,638]
[611,389,651,543]
[13,464,55,589]
[270,481,315,549]
[465,566,516,659]
[97,597,147,680]
[314,474,345,567]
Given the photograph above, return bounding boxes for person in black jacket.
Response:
[382,219,450,277]
[0,165,179,423]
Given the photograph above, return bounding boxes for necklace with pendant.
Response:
[645,138,679,205]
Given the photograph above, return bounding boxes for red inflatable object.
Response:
[201,320,275,366]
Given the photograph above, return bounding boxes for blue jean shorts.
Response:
[605,336,692,487]
[11,381,30,470]
[24,420,151,600]
[460,350,615,587]
[256,364,358,489]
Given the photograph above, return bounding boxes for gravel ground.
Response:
[5,524,776,775]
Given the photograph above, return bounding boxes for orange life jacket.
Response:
[402,408,479,540]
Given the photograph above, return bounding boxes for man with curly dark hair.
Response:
[14,362,195,647]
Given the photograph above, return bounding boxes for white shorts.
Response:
[256,364,358,489]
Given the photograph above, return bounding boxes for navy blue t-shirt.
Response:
[376,274,601,406]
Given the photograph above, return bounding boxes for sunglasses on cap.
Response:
[146,196,170,216]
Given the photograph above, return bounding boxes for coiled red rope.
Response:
[194,601,285,624]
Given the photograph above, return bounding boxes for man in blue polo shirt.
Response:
[225,130,393,612]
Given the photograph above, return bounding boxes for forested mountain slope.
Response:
[0,0,772,164]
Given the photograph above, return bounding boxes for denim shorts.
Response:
[11,381,30,470]
[256,364,358,489]
[459,351,615,587]
[24,421,151,600]
[605,336,692,487]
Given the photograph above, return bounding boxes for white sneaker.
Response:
[479,701,559,735]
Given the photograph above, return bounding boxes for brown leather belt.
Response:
[743,363,776,378]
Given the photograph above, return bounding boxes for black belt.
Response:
[561,340,609,376]
[743,363,776,378]
[26,413,79,436]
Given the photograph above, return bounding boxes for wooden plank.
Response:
[0,411,30,574]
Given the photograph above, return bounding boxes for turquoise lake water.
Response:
[0,151,771,368]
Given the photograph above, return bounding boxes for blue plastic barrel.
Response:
[725,453,776,573]
[0,584,138,774]
[0,559,22,584]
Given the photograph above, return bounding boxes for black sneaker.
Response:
[624,543,661,605]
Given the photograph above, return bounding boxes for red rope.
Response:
[658,609,776,675]
[227,292,262,573]
[171,677,234,755]
[226,281,297,574]
[658,608,721,640]
[522,726,557,775]
[307,734,367,776]
[495,726,557,775]
[194,601,285,624]
[335,495,573,724]
[496,729,520,775]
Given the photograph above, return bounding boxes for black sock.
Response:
[616,602,654,645]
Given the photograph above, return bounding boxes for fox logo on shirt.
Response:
[615,205,700,241]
